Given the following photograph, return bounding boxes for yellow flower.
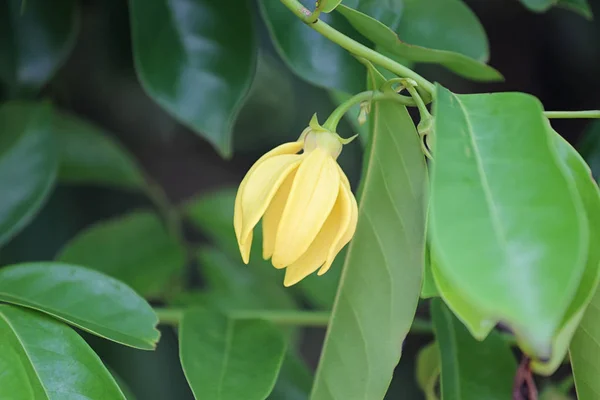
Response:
[234,122,358,287]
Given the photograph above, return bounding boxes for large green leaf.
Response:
[179,308,286,400]
[571,289,600,400]
[0,263,160,349]
[0,305,125,400]
[532,132,600,375]
[129,0,257,157]
[336,3,501,82]
[310,65,427,399]
[259,0,364,93]
[0,102,59,246]
[57,211,186,299]
[430,86,587,358]
[54,111,146,191]
[0,0,79,96]
[431,299,516,400]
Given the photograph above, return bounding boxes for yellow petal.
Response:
[262,170,296,262]
[240,154,301,247]
[273,149,340,268]
[283,185,345,286]
[318,167,358,275]
[234,142,303,262]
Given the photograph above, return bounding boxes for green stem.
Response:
[145,178,184,244]
[279,0,435,95]
[544,110,600,119]
[323,90,415,131]
[404,83,431,123]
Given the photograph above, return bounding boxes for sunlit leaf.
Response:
[129,0,257,157]
[179,308,286,400]
[432,299,517,400]
[310,64,427,399]
[0,101,58,246]
[0,263,160,349]
[0,305,126,400]
[430,86,587,358]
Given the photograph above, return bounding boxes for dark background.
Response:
[2,0,599,398]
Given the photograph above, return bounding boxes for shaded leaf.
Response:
[0,101,59,246]
[0,0,79,96]
[180,308,286,400]
[0,305,125,400]
[430,86,587,358]
[431,299,517,400]
[337,3,501,82]
[416,342,440,400]
[270,352,313,400]
[310,64,427,399]
[57,211,186,298]
[129,0,257,157]
[0,262,160,349]
[259,0,364,93]
[55,111,146,190]
[520,0,592,17]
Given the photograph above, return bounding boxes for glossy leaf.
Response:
[129,0,257,157]
[259,0,364,93]
[57,211,186,298]
[416,342,440,400]
[0,102,59,246]
[179,308,286,400]
[0,262,160,349]
[0,305,125,400]
[571,289,600,400]
[532,132,600,375]
[55,111,146,190]
[430,86,587,358]
[337,4,501,82]
[431,299,517,400]
[317,0,342,13]
[0,0,79,95]
[310,65,427,399]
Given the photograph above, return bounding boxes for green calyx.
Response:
[301,114,357,159]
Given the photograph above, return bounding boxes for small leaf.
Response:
[310,65,427,399]
[0,0,79,96]
[0,262,160,349]
[179,308,286,400]
[57,211,186,298]
[336,3,501,82]
[431,299,517,400]
[416,342,440,400]
[317,0,342,13]
[532,131,600,375]
[430,86,587,358]
[54,111,146,190]
[0,101,59,246]
[259,0,364,93]
[0,305,126,400]
[129,0,257,157]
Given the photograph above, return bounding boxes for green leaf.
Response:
[430,86,587,358]
[179,308,286,400]
[431,299,517,400]
[342,0,404,30]
[129,0,257,158]
[558,0,593,18]
[270,352,313,400]
[532,132,600,375]
[416,342,440,400]
[57,211,186,299]
[0,305,126,400]
[520,0,555,11]
[571,288,600,400]
[421,246,439,299]
[0,262,160,349]
[54,111,146,190]
[310,65,427,399]
[336,1,502,82]
[317,0,342,13]
[259,0,364,93]
[0,0,79,96]
[0,101,59,246]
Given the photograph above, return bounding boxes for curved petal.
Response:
[262,170,296,262]
[319,171,358,276]
[234,141,304,259]
[240,154,301,250]
[283,186,345,286]
[272,149,340,268]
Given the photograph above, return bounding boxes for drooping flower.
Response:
[234,117,358,287]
